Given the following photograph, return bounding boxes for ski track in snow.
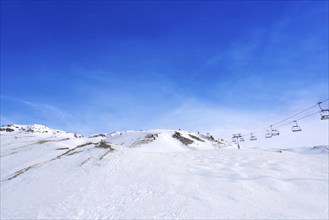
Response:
[0,125,328,219]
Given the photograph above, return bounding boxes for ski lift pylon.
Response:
[318,102,329,120]
[232,133,242,149]
[291,120,302,132]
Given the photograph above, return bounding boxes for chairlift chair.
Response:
[240,137,245,142]
[265,130,272,138]
[270,125,280,136]
[291,120,302,132]
[318,102,329,120]
[320,111,329,120]
[250,133,257,141]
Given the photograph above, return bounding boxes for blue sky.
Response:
[1,1,328,139]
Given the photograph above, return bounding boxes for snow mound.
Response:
[282,145,329,154]
[106,129,227,152]
[1,124,328,219]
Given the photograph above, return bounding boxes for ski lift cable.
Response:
[295,110,322,121]
[271,102,324,127]
[241,105,315,136]
[272,99,328,129]
[269,99,328,128]
[240,110,320,138]
[273,111,319,129]
[240,99,328,137]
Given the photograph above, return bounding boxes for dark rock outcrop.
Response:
[173,132,194,145]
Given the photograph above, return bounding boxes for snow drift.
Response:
[1,124,328,219]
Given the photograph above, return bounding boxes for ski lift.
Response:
[232,134,242,149]
[318,102,329,120]
[240,137,245,142]
[232,137,237,143]
[250,133,257,141]
[265,130,272,138]
[270,125,279,136]
[291,120,302,132]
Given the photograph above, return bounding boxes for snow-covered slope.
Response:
[1,124,328,219]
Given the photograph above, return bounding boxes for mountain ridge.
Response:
[1,123,328,219]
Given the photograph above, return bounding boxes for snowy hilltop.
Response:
[0,124,328,219]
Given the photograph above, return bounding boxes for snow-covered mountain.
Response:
[1,123,69,135]
[1,124,328,219]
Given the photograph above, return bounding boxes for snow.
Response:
[1,124,328,219]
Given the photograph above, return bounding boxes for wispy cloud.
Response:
[191,3,328,109]
[0,95,77,132]
[1,95,69,119]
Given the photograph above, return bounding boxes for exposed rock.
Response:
[95,140,113,149]
[173,132,194,145]
[131,134,158,147]
[145,133,158,140]
[96,140,115,160]
[188,134,205,142]
[89,134,107,138]
[56,147,69,150]
[74,133,83,138]
[0,128,15,132]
